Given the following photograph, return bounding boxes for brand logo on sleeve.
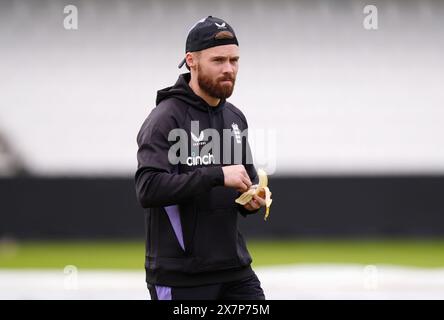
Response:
[231,123,242,144]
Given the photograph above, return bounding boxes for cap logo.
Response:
[215,22,227,29]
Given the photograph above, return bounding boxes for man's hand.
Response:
[243,191,272,212]
[222,165,252,192]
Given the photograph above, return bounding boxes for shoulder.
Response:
[224,101,248,127]
[143,97,190,129]
[137,98,188,142]
[149,97,188,124]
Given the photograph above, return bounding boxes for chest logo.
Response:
[191,131,205,143]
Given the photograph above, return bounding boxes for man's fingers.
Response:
[253,195,266,206]
[241,175,252,189]
[240,169,252,186]
[245,204,258,212]
[237,181,248,192]
[246,200,259,210]
[243,195,266,211]
[252,200,261,209]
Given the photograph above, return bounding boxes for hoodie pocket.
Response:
[190,207,240,272]
[196,186,239,212]
[149,207,186,259]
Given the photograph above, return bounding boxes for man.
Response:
[135,16,267,300]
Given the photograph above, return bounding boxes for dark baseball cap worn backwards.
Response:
[178,16,239,68]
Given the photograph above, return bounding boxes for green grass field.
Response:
[1,239,444,269]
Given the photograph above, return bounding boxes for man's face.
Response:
[194,44,239,99]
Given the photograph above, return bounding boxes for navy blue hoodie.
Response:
[135,73,259,286]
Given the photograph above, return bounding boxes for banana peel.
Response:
[235,168,273,221]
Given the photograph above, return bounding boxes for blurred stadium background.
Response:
[1,0,443,299]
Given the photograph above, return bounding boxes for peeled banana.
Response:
[235,168,273,221]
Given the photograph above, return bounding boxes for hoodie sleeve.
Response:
[135,115,224,209]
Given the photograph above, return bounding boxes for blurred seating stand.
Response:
[0,130,28,177]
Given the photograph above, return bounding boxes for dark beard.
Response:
[197,65,235,99]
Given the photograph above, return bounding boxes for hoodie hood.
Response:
[156,73,226,113]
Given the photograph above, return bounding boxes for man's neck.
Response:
[189,76,220,107]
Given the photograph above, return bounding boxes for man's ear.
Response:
[186,52,198,70]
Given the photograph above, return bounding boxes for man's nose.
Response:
[222,61,235,75]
